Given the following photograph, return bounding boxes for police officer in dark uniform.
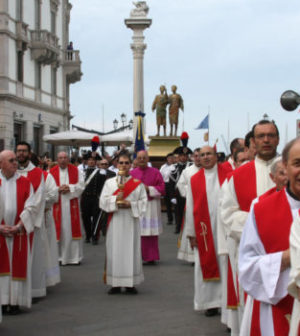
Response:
[169,145,193,234]
[81,154,106,244]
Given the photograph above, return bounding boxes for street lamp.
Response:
[120,113,127,127]
[129,119,133,129]
[113,118,118,130]
[280,90,300,111]
[263,113,269,120]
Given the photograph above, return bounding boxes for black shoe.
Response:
[92,239,98,245]
[85,238,91,243]
[9,305,21,315]
[205,308,219,317]
[107,287,121,295]
[125,287,138,294]
[2,305,9,315]
[167,221,173,225]
[174,229,180,234]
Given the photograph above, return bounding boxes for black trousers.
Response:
[175,194,186,232]
[164,182,173,223]
[81,196,100,240]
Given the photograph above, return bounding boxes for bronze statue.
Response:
[168,85,184,136]
[152,85,169,136]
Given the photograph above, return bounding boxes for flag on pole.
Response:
[134,111,145,158]
[195,114,209,130]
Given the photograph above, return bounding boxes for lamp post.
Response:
[120,113,127,128]
[113,118,118,130]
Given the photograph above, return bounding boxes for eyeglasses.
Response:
[119,161,130,165]
[254,133,277,139]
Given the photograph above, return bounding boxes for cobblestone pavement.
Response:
[0,214,227,336]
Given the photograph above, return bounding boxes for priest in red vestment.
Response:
[50,152,84,265]
[239,137,300,336]
[186,145,231,317]
[0,150,36,315]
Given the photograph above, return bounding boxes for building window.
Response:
[35,0,41,30]
[17,51,23,82]
[16,0,23,21]
[33,125,43,155]
[35,62,42,90]
[51,67,57,96]
[49,127,58,159]
[51,10,57,35]
[14,122,24,148]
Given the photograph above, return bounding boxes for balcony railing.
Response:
[30,29,60,64]
[63,50,82,84]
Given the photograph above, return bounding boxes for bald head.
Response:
[200,146,217,169]
[0,150,17,178]
[136,150,149,168]
[57,151,69,169]
[283,137,300,198]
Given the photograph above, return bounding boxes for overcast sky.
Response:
[69,0,300,153]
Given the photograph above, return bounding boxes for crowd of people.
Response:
[0,119,300,335]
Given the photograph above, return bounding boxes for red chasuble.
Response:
[233,160,257,211]
[250,190,294,336]
[27,167,43,192]
[191,164,227,281]
[50,164,82,242]
[106,177,142,230]
[0,176,31,280]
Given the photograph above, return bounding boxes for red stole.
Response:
[27,167,43,192]
[191,164,227,281]
[0,176,31,280]
[106,177,142,230]
[50,164,82,242]
[227,256,238,309]
[221,160,234,174]
[26,167,43,248]
[250,190,294,336]
[233,160,257,211]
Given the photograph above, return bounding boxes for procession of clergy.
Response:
[0,118,300,335]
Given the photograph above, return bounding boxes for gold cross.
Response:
[200,222,208,252]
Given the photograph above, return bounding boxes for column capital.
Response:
[131,43,147,58]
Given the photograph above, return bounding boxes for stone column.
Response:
[125,2,151,140]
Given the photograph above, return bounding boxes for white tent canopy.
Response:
[43,130,149,147]
[43,130,98,146]
[100,131,149,146]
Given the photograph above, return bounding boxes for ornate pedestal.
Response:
[148,136,180,168]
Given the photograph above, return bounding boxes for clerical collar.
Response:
[286,183,300,201]
[255,155,278,166]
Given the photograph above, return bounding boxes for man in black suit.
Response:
[81,155,107,244]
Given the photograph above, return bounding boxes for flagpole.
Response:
[208,105,210,145]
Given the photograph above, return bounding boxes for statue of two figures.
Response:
[152,85,184,137]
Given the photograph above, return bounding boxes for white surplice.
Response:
[176,164,200,262]
[288,215,300,336]
[18,162,46,298]
[44,173,60,286]
[185,164,222,310]
[57,167,84,265]
[100,176,147,287]
[239,190,300,336]
[0,171,36,308]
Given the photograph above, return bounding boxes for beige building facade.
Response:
[0,0,82,157]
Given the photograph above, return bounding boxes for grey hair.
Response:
[282,137,300,163]
[270,156,282,175]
